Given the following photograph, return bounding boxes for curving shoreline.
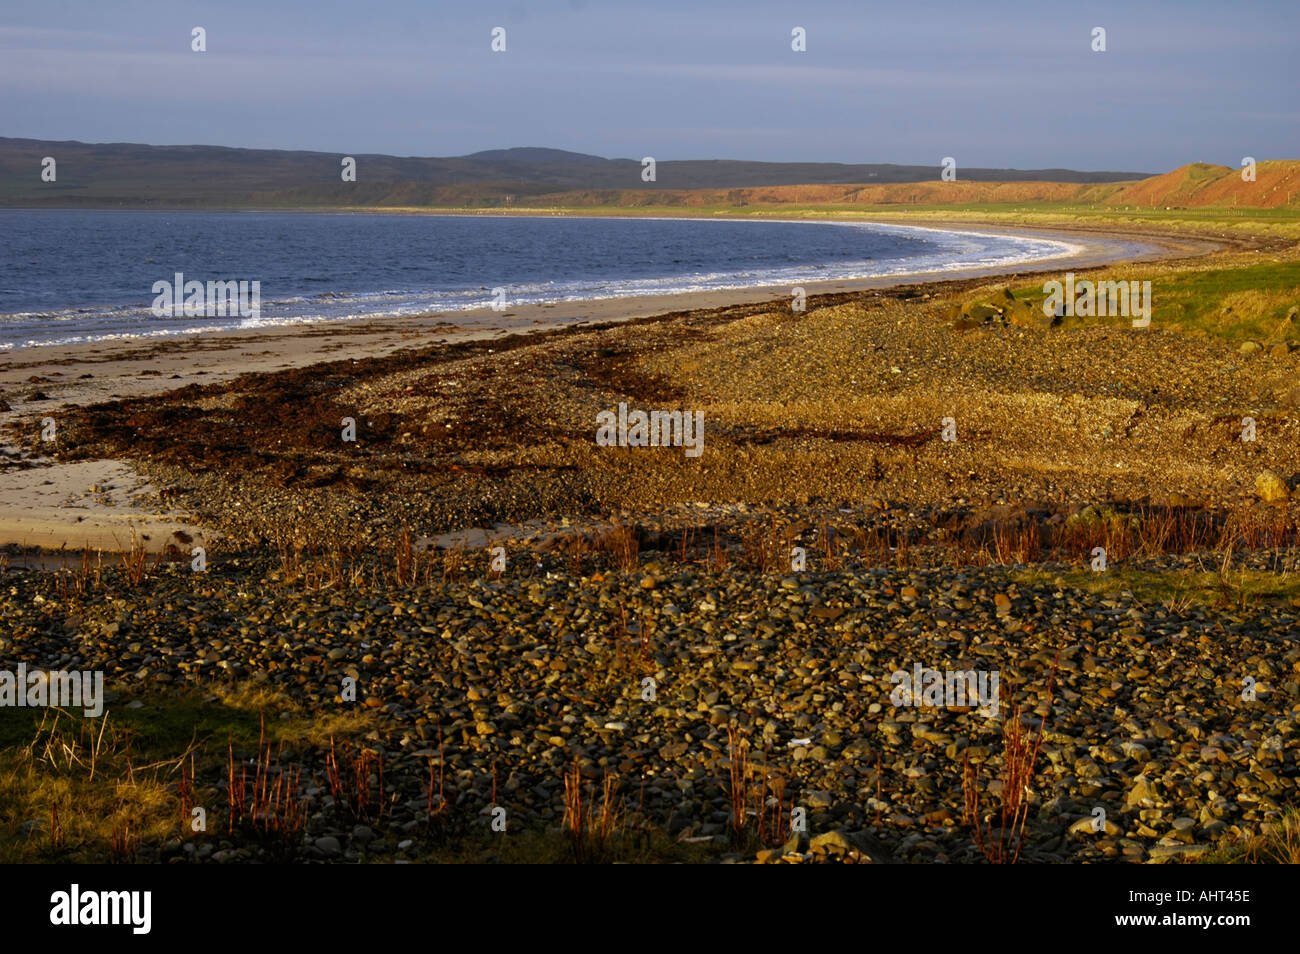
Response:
[0,219,1223,410]
[0,219,1239,553]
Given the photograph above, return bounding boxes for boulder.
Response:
[963,302,1004,323]
[1255,470,1290,503]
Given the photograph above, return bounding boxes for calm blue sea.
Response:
[0,210,1080,349]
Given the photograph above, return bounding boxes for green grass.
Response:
[1010,565,1300,611]
[0,684,375,862]
[0,683,373,752]
[991,261,1300,342]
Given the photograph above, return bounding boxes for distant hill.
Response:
[0,137,1156,208]
[1,139,1293,211]
[500,161,1300,211]
[1105,161,1300,209]
[462,147,608,163]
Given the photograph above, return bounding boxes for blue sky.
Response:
[1,0,1295,171]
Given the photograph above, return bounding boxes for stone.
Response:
[1125,775,1161,810]
[314,836,342,855]
[1070,816,1120,836]
[1255,470,1290,503]
[1147,844,1207,863]
[964,302,1004,323]
[809,831,855,855]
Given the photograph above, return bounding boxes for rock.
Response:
[1008,309,1053,331]
[314,836,342,855]
[783,831,809,854]
[1147,844,1207,863]
[1070,816,1120,836]
[1125,775,1161,810]
[804,791,833,809]
[1255,470,1290,503]
[1121,741,1151,763]
[659,740,689,759]
[1239,341,1261,355]
[1270,342,1291,359]
[809,831,855,855]
[994,593,1012,615]
[965,303,1004,323]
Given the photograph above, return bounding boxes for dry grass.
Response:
[393,527,417,586]
[0,709,194,862]
[600,520,640,573]
[724,726,789,850]
[706,527,730,571]
[323,736,385,822]
[122,531,150,587]
[740,516,791,573]
[562,760,623,863]
[963,657,1059,864]
[226,715,307,840]
[52,547,104,598]
[1206,810,1300,864]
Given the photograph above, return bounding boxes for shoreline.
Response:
[0,216,1136,355]
[0,220,1232,553]
[0,220,1213,405]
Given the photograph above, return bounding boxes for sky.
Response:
[0,0,1295,172]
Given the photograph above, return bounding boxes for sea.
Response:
[0,209,1087,350]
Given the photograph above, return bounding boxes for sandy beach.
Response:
[0,221,1198,408]
[0,220,1240,553]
